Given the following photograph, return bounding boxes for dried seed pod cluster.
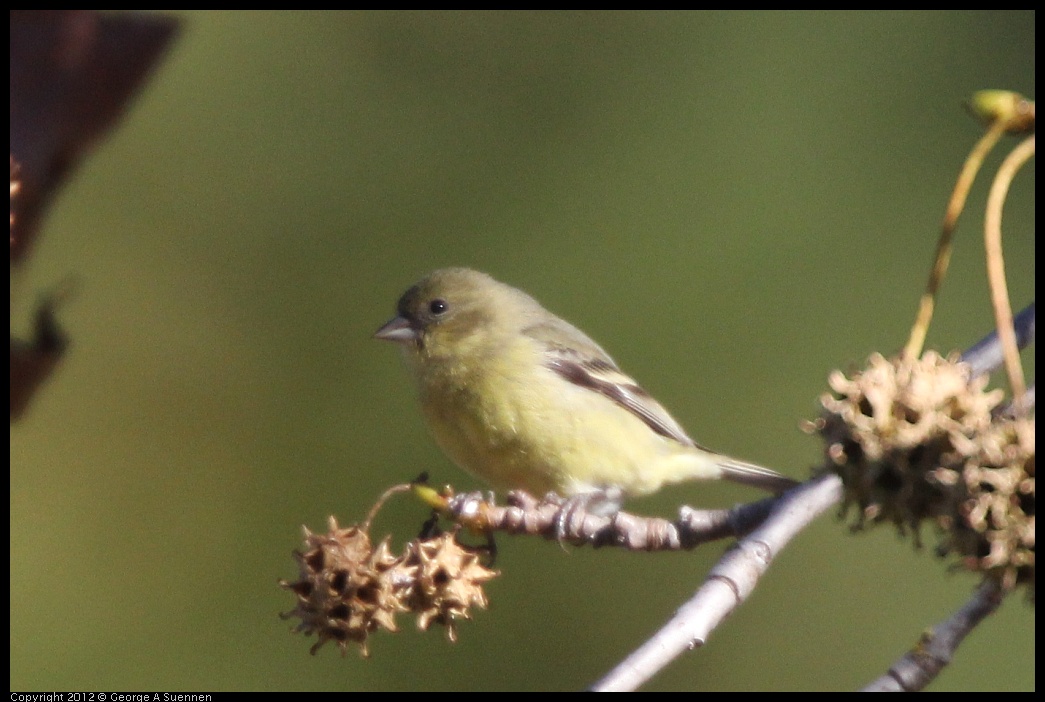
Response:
[281,517,497,656]
[813,351,1034,591]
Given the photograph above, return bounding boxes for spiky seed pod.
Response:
[403,532,499,642]
[280,517,410,656]
[937,416,1034,591]
[813,351,1034,591]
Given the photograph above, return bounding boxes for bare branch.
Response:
[589,474,844,691]
[861,580,1004,692]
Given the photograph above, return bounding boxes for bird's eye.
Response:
[429,299,449,315]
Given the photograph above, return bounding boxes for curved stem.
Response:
[984,134,1034,405]
[904,120,1008,360]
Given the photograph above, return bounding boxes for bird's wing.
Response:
[524,319,698,448]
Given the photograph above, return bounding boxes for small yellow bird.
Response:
[375,268,795,509]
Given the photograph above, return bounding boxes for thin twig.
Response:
[861,580,1004,692]
[361,483,414,532]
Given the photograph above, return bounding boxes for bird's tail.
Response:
[716,457,798,495]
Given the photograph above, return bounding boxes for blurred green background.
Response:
[10,10,1034,691]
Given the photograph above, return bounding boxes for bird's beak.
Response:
[373,315,418,344]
